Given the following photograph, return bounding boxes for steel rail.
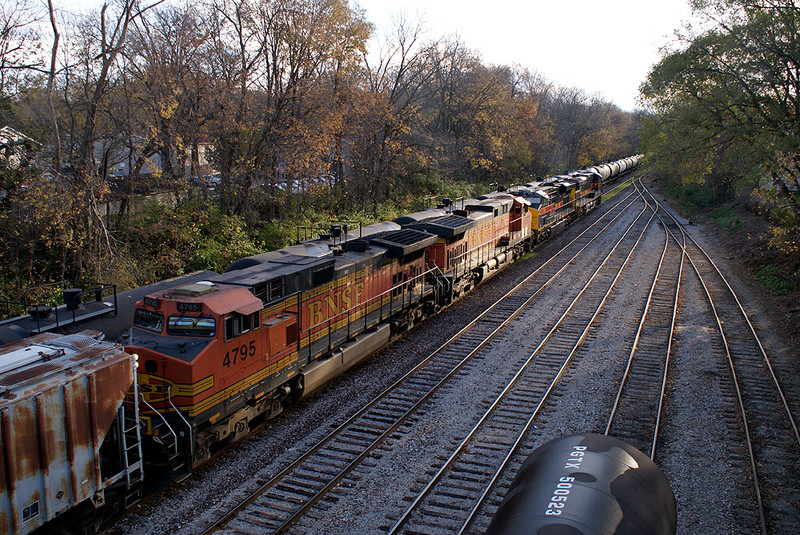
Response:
[642,184,686,460]
[641,185,768,535]
[602,180,685,460]
[263,193,646,535]
[656,192,799,447]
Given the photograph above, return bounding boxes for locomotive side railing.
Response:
[166,385,193,470]
[294,203,531,366]
[302,266,437,363]
[137,386,193,474]
[0,279,118,332]
[447,225,516,280]
[139,392,181,462]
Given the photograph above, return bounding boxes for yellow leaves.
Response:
[159,99,180,120]
[470,157,495,172]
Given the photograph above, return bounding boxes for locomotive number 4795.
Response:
[223,340,257,367]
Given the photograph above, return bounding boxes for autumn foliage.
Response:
[0,0,638,294]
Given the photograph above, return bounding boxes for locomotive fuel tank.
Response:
[486,433,676,535]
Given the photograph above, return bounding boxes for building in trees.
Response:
[0,126,36,170]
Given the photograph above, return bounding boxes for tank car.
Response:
[582,154,643,188]
[486,433,677,535]
[0,332,140,535]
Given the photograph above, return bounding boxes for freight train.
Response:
[0,155,641,534]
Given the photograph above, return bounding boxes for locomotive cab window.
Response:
[167,316,216,337]
[134,308,164,333]
[225,311,260,341]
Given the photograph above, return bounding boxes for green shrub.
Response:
[123,198,262,283]
[709,205,744,234]
[757,265,796,296]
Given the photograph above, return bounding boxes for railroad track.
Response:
[194,186,651,535]
[603,181,685,458]
[111,178,800,535]
[639,184,800,534]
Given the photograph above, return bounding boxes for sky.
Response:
[354,0,697,111]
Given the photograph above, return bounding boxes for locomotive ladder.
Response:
[120,378,144,507]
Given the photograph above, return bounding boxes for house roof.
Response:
[0,126,36,146]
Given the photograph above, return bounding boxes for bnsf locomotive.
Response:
[0,155,640,534]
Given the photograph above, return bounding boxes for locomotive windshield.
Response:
[134,308,164,333]
[167,316,216,337]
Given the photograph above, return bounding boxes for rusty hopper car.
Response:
[0,332,141,535]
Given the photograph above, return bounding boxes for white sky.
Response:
[355,0,697,110]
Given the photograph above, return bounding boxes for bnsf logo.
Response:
[308,282,366,326]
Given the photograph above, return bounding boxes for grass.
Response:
[757,265,797,296]
[709,204,745,234]
[602,179,634,201]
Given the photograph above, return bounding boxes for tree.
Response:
[0,0,642,295]
[502,68,553,180]
[354,12,434,210]
[425,39,513,180]
[206,0,371,216]
[543,87,607,171]
[41,0,165,276]
[641,0,800,218]
[0,0,43,97]
[112,3,214,228]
